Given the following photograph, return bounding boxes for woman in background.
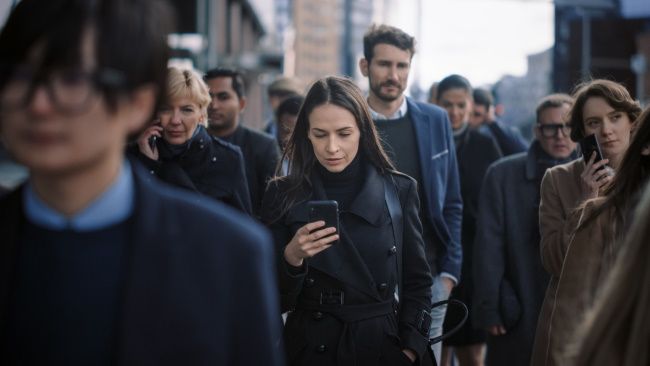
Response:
[532,80,642,366]
[132,67,252,213]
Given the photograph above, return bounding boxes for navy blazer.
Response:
[0,163,285,366]
[406,98,463,280]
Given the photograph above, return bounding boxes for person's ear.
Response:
[125,85,157,134]
[359,58,369,77]
[239,96,247,112]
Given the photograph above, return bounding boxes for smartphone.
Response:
[580,134,603,164]
[307,200,340,244]
[148,135,157,150]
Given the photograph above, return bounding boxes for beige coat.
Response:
[531,159,584,366]
[532,159,619,366]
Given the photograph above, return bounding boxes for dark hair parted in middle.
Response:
[568,79,642,142]
[204,67,246,99]
[436,74,472,102]
[363,24,415,62]
[275,76,394,214]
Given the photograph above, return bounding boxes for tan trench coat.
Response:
[531,159,619,366]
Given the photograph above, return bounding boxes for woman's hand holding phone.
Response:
[284,221,338,267]
[580,152,614,200]
[137,122,163,161]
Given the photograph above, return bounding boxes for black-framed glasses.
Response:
[538,123,571,138]
[0,65,125,114]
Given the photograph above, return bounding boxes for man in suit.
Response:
[204,67,281,217]
[359,24,463,365]
[0,1,284,365]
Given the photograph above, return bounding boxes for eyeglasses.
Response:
[0,65,125,114]
[538,123,571,138]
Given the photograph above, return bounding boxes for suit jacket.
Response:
[225,125,281,217]
[261,164,432,366]
[0,163,284,366]
[406,98,463,279]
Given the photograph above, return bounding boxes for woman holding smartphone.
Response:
[261,76,433,366]
[531,79,642,366]
[132,67,252,214]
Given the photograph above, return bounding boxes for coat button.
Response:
[313,311,323,320]
[377,283,388,291]
[212,157,217,162]
[317,344,327,353]
[305,277,315,287]
[389,246,397,255]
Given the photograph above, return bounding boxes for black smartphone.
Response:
[580,134,603,164]
[148,135,157,150]
[307,200,339,244]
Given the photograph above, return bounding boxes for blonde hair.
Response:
[569,182,650,365]
[166,67,212,126]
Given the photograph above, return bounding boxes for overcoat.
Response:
[261,163,433,366]
[531,158,586,366]
[130,125,252,214]
[540,201,618,366]
[0,162,284,365]
[473,143,570,365]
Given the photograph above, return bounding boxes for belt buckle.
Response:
[319,290,344,305]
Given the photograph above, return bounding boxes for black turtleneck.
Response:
[317,153,363,211]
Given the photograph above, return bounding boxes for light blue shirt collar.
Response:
[23,160,135,231]
[368,97,408,120]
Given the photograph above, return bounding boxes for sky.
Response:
[387,0,555,88]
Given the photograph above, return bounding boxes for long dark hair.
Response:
[579,106,650,233]
[273,76,394,217]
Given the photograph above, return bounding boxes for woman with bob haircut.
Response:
[132,67,252,213]
[531,79,642,366]
[261,76,433,366]
[569,108,650,365]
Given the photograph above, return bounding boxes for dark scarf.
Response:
[532,140,578,182]
[158,125,202,160]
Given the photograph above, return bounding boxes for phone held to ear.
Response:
[307,200,340,245]
[579,134,603,164]
[148,135,157,150]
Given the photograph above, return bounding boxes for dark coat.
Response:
[0,162,284,365]
[479,120,529,156]
[130,125,252,214]
[473,143,572,366]
[443,127,502,345]
[224,125,281,217]
[404,98,462,279]
[261,164,433,366]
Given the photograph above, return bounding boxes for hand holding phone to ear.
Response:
[137,120,163,161]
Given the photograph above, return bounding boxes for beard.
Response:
[207,110,237,135]
[369,78,404,102]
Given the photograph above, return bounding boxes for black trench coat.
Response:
[261,164,433,366]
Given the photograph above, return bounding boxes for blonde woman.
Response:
[133,67,252,213]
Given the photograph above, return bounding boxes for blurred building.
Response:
[494,48,553,141]
[168,0,282,130]
[553,0,650,104]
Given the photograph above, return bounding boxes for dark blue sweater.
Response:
[8,218,130,365]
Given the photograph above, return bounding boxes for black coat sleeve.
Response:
[231,147,253,215]
[398,178,434,358]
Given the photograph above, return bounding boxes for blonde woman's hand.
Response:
[580,152,614,200]
[283,220,338,267]
[137,123,163,161]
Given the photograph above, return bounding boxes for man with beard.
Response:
[204,68,281,217]
[359,24,463,365]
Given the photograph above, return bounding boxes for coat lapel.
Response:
[407,98,435,216]
[287,169,382,300]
